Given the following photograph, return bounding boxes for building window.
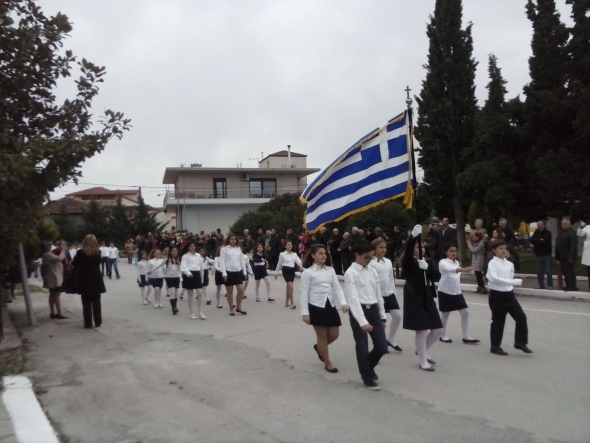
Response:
[213,178,227,198]
[249,179,276,198]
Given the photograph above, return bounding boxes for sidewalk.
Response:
[0,400,18,443]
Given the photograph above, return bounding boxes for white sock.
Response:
[255,280,260,297]
[415,330,430,367]
[187,289,194,315]
[459,309,473,340]
[140,286,145,302]
[388,309,402,345]
[441,312,451,340]
[146,287,152,302]
[264,277,271,297]
[203,285,209,301]
[216,286,222,306]
[155,287,162,306]
[426,328,443,350]
[196,289,203,315]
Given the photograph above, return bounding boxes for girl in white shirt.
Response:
[180,242,206,319]
[149,247,182,315]
[300,244,348,373]
[213,247,226,308]
[486,240,531,355]
[198,247,215,306]
[136,250,152,305]
[220,234,247,316]
[437,244,479,344]
[275,241,303,309]
[369,238,403,352]
[147,250,165,309]
[253,243,273,302]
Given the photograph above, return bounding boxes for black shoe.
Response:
[116,276,121,280]
[387,341,402,352]
[325,367,338,373]
[564,287,579,292]
[217,305,223,309]
[206,300,211,305]
[415,352,436,364]
[50,313,57,319]
[242,295,247,299]
[439,337,452,343]
[256,298,261,302]
[372,373,379,381]
[490,347,508,355]
[514,343,533,353]
[268,297,275,302]
[419,364,435,372]
[54,315,68,319]
[236,309,247,315]
[173,308,179,315]
[363,379,380,391]
[314,344,324,362]
[463,339,480,344]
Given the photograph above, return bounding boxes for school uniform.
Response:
[242,254,253,277]
[275,251,302,283]
[199,255,215,287]
[136,260,151,287]
[344,262,388,383]
[300,264,347,327]
[181,252,202,289]
[148,258,165,288]
[252,252,268,280]
[214,257,225,286]
[220,246,246,287]
[369,257,400,311]
[437,258,468,312]
[486,257,528,347]
[164,261,181,288]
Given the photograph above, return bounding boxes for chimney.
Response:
[287,145,291,168]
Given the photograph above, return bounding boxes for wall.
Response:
[261,156,307,169]
[182,203,263,234]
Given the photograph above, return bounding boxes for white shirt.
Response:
[369,257,396,297]
[100,246,109,258]
[300,264,347,316]
[108,247,119,260]
[149,259,182,278]
[136,260,150,278]
[220,246,245,276]
[275,251,303,274]
[486,256,519,292]
[214,257,223,272]
[438,258,462,295]
[344,262,385,327]
[242,254,253,274]
[200,255,214,271]
[181,252,201,276]
[148,258,165,278]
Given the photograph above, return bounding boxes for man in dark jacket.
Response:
[437,218,457,258]
[284,228,298,253]
[555,218,578,291]
[329,228,343,275]
[318,227,330,247]
[267,229,280,270]
[529,220,553,289]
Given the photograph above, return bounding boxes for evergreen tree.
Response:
[524,0,573,216]
[109,195,132,247]
[414,0,478,259]
[81,199,110,242]
[132,194,166,236]
[54,203,77,242]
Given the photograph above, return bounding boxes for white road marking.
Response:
[468,302,590,317]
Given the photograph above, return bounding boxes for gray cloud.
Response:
[44,0,573,206]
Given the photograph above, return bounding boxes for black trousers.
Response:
[341,253,352,273]
[81,293,102,328]
[560,260,578,290]
[475,271,485,288]
[100,257,108,276]
[349,305,388,382]
[331,252,342,275]
[488,290,528,347]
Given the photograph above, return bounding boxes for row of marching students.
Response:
[299,224,532,391]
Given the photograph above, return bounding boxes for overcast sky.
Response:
[44,0,573,207]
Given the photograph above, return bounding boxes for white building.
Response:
[162,150,319,234]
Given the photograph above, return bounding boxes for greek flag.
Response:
[301,110,414,232]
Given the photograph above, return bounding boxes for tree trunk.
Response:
[453,195,467,262]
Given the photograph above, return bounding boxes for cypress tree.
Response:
[415,0,478,258]
[54,203,77,242]
[109,195,132,247]
[81,199,110,242]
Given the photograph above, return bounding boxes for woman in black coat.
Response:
[402,225,443,372]
[72,234,106,329]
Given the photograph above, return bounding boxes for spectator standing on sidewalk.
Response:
[555,218,578,292]
[529,220,553,289]
[577,221,590,290]
[107,242,121,280]
[437,218,457,260]
[339,232,352,273]
[72,235,106,329]
[99,241,109,277]
[467,231,487,293]
[329,228,343,275]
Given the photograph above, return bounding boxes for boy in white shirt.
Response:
[486,240,532,355]
[344,240,388,391]
[99,241,109,277]
[107,242,121,280]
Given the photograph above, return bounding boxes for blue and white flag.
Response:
[300,110,414,232]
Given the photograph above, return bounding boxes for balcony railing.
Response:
[163,187,303,204]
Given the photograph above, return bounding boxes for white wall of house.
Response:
[182,203,263,234]
[261,156,307,169]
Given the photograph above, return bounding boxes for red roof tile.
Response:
[65,186,139,197]
[45,197,88,214]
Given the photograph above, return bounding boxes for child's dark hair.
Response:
[166,246,179,266]
[302,244,333,268]
[215,246,222,257]
[354,240,374,256]
[139,250,148,260]
[491,240,506,250]
[443,243,457,253]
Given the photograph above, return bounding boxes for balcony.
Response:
[163,187,304,207]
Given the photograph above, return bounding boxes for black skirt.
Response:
[382,294,400,311]
[403,284,443,331]
[225,271,244,287]
[165,277,180,289]
[182,271,202,289]
[138,274,152,287]
[438,291,468,312]
[202,271,209,287]
[215,270,224,286]
[150,277,164,288]
[254,265,268,280]
[308,299,342,327]
[282,266,296,283]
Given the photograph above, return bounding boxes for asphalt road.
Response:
[12,264,590,443]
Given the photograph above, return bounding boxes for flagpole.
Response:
[405,86,423,260]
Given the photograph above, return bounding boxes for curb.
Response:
[0,310,23,374]
[2,376,59,443]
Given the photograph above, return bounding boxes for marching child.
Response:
[136,250,152,305]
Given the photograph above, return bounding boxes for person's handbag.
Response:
[64,265,79,294]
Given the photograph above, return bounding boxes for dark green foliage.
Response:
[229,210,275,237]
[131,194,167,237]
[0,0,131,270]
[54,203,77,242]
[109,195,132,247]
[415,182,448,223]
[81,199,109,241]
[346,201,414,233]
[415,0,478,258]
